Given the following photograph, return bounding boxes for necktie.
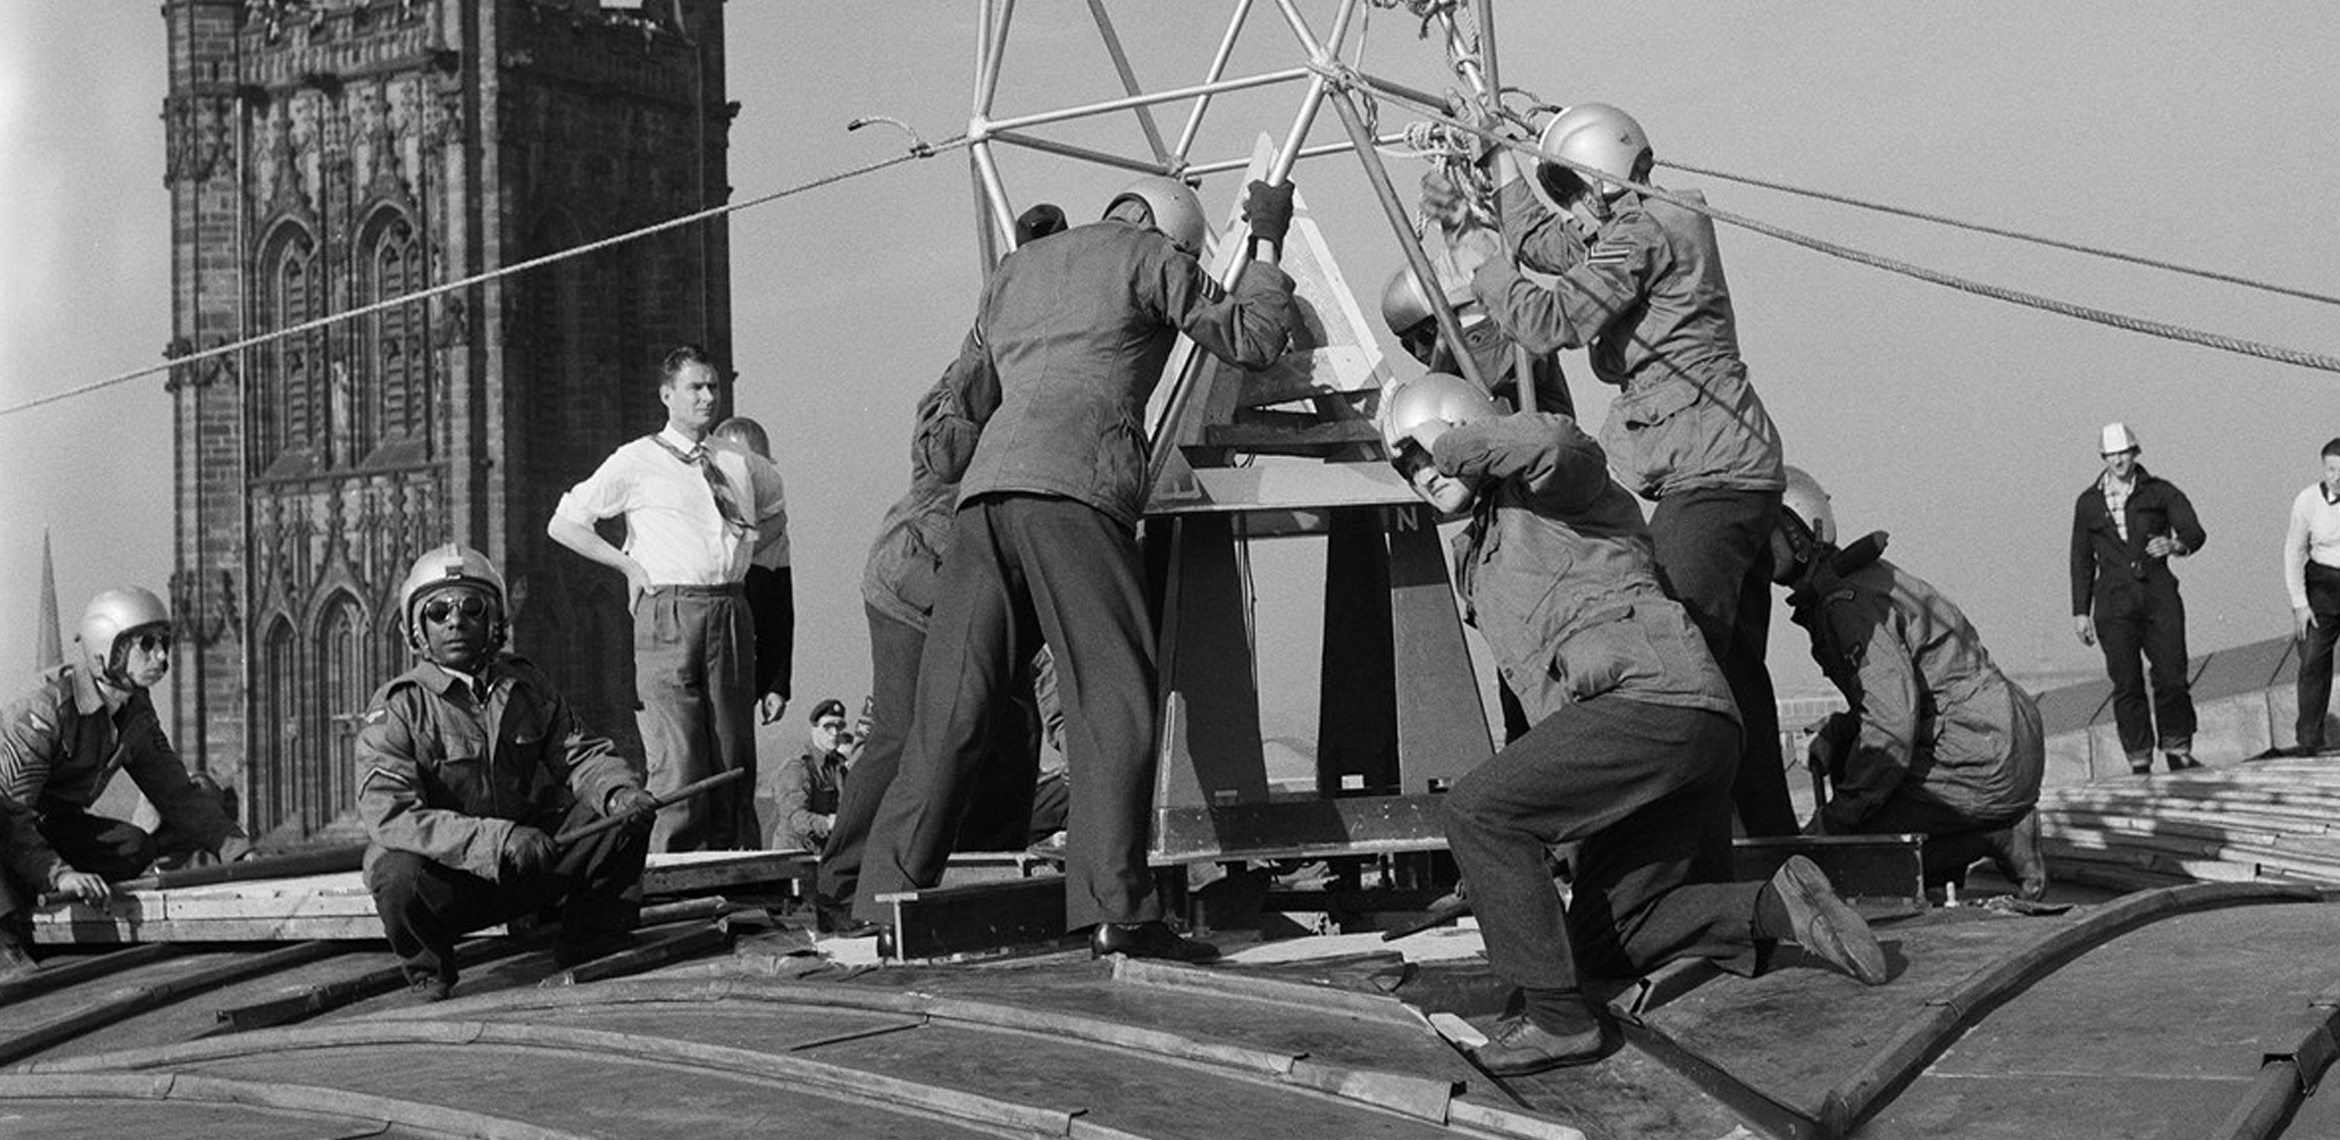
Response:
[652,435,751,532]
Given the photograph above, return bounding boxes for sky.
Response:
[3,2,2338,753]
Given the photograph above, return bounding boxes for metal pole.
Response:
[1171,0,1257,165]
[1142,21,1337,490]
[993,130,1165,177]
[971,0,1002,270]
[1437,4,1537,410]
[974,0,1015,118]
[1325,86,1491,395]
[971,140,1020,252]
[1084,0,1172,166]
[1182,133,1406,177]
[1270,0,1489,396]
[981,68,1310,136]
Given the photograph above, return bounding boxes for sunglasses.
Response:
[421,594,490,624]
[127,631,174,654]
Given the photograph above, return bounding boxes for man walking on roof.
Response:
[2071,422,2204,774]
[2282,437,2340,756]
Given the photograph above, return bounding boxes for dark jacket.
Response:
[357,656,639,885]
[955,219,1299,528]
[1435,413,1736,721]
[1469,180,1783,500]
[0,665,241,888]
[862,342,989,629]
[2069,465,2205,614]
[1788,539,2044,832]
[771,748,847,853]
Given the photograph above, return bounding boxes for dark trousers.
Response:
[0,810,207,923]
[2094,580,2195,756]
[818,602,1045,910]
[1648,486,1794,836]
[854,494,1161,929]
[367,798,648,986]
[2297,563,2340,750]
[633,586,757,852]
[1443,697,1761,994]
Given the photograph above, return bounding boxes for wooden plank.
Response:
[34,852,808,945]
[0,943,180,1008]
[1149,461,1415,514]
[0,1072,596,1140]
[1151,793,1449,863]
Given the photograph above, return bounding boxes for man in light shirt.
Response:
[548,345,788,852]
[2283,438,2340,755]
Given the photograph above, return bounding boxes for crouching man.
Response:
[1387,374,1888,1077]
[0,587,251,978]
[1771,468,2048,900]
[359,545,659,1001]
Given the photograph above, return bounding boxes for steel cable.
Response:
[0,137,965,421]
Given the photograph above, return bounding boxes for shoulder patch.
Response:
[361,707,386,726]
[1585,240,1635,266]
[20,711,50,735]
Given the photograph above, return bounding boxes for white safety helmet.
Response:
[398,543,509,651]
[79,587,171,684]
[2098,421,2140,455]
[1105,175,1208,256]
[1529,103,1653,216]
[1381,371,1502,454]
[1779,466,1838,548]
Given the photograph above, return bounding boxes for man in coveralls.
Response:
[2070,422,2204,774]
[852,176,1301,961]
[1424,103,1795,836]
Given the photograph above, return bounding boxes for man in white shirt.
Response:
[2283,438,2340,755]
[547,345,788,851]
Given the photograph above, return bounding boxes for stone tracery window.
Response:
[257,224,325,475]
[359,208,429,464]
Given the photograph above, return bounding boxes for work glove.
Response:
[501,825,559,882]
[1420,168,1475,229]
[1014,202,1068,245]
[605,785,660,822]
[1242,179,1295,246]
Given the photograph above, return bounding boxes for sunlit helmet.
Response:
[79,587,171,683]
[1381,371,1503,453]
[1530,103,1653,216]
[1779,466,1838,548]
[1105,175,1208,256]
[2098,421,2140,456]
[1380,265,1442,338]
[398,543,508,650]
[712,415,772,460]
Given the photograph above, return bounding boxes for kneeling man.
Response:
[359,545,659,1000]
[1771,468,2048,899]
[1388,374,1888,1077]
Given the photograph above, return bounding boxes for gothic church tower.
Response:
[163,0,732,842]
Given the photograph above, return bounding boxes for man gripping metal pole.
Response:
[851,174,1302,962]
[1421,99,1797,837]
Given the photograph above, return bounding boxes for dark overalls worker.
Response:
[1771,468,2049,900]
[1386,373,1886,1076]
[1425,103,1795,836]
[853,176,1301,962]
[2070,422,2204,774]
[358,545,659,1001]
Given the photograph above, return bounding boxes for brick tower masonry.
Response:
[163,0,732,844]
